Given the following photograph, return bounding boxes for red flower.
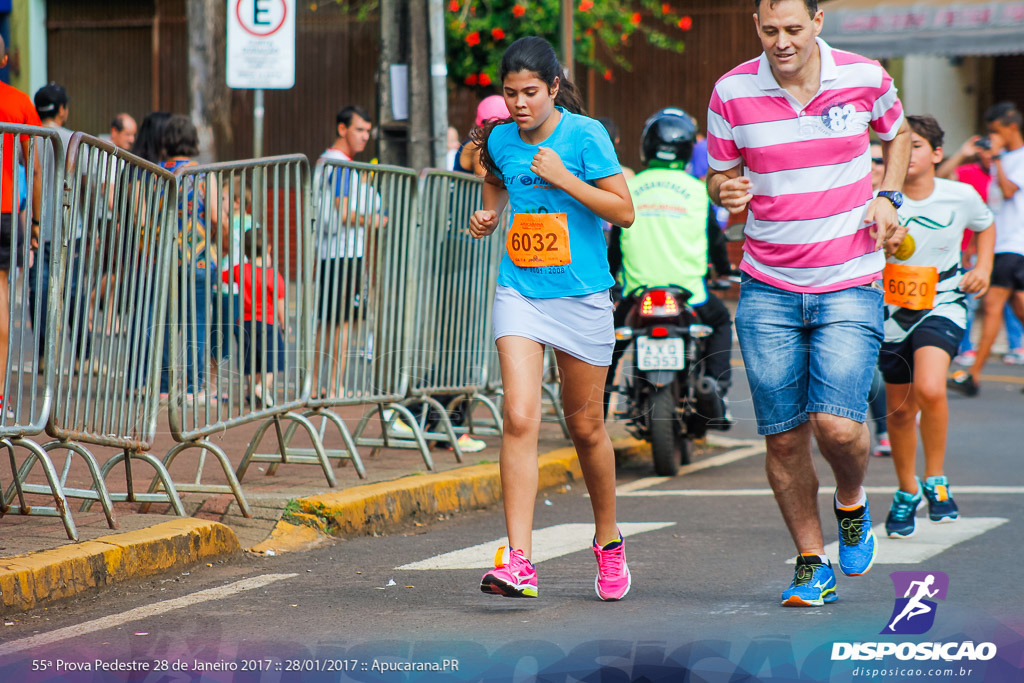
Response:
[466,31,480,46]
[585,28,593,35]
[579,0,594,10]
[465,74,479,86]
[631,12,641,24]
[491,27,505,40]
[448,0,459,11]
[662,3,671,13]
[512,4,525,17]
[678,15,692,30]
[479,73,492,86]
[604,69,613,81]
[621,33,628,43]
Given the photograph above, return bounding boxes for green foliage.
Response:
[446,0,690,87]
[319,1,692,87]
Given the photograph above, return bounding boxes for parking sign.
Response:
[226,0,296,89]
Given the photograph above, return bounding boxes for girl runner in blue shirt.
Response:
[469,37,635,601]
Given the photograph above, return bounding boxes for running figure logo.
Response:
[882,571,950,635]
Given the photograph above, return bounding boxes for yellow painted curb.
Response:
[294,445,583,537]
[250,521,331,555]
[0,519,239,613]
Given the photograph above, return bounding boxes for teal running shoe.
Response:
[885,484,922,538]
[782,555,838,607]
[923,476,959,523]
[835,494,877,576]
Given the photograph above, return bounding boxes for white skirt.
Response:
[492,285,614,366]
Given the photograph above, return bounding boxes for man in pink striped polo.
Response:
[706,0,911,608]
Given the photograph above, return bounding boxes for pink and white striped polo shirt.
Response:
[707,38,904,293]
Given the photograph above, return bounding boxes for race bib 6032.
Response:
[506,213,571,268]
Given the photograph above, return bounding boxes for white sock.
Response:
[835,488,866,509]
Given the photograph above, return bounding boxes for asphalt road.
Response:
[2,362,1023,683]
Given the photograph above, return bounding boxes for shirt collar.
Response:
[755,37,838,92]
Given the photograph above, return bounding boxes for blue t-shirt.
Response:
[488,108,621,298]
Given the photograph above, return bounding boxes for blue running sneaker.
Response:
[835,494,877,576]
[923,476,959,523]
[885,484,922,538]
[782,555,838,607]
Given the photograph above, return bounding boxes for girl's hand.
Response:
[469,209,499,239]
[531,147,571,189]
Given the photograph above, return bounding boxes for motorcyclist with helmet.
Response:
[604,108,733,425]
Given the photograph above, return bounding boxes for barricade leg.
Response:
[400,396,465,463]
[351,403,435,470]
[266,408,366,479]
[462,392,504,436]
[3,438,79,541]
[236,413,337,487]
[139,441,252,518]
[81,448,187,516]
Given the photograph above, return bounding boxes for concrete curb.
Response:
[0,519,240,614]
[289,445,584,539]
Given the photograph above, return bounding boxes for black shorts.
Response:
[0,213,24,272]
[991,252,1024,291]
[879,316,964,385]
[239,321,286,374]
[317,257,363,323]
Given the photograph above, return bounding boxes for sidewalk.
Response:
[0,400,652,614]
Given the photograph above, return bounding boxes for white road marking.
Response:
[613,441,766,495]
[786,518,1008,566]
[0,573,298,657]
[619,485,1024,498]
[396,522,676,571]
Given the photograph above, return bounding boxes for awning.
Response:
[819,0,1024,57]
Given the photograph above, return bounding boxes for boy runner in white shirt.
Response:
[880,115,995,538]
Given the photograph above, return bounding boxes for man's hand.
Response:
[866,196,901,251]
[530,147,571,189]
[960,267,991,297]
[718,176,753,214]
[989,132,1007,156]
[469,209,499,239]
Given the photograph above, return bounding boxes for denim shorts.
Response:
[734,274,884,435]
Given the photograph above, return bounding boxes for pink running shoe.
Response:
[593,533,631,601]
[480,546,537,598]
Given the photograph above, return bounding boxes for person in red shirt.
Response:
[224,228,287,407]
[0,36,43,416]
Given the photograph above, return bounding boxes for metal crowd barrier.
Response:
[387,169,504,462]
[294,157,430,469]
[46,134,186,534]
[0,124,86,539]
[157,157,328,504]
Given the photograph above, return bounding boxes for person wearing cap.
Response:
[34,83,73,151]
[455,95,510,177]
[0,36,44,416]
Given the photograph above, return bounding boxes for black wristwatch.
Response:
[877,190,903,209]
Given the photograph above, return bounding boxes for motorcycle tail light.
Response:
[651,326,669,338]
[640,290,679,317]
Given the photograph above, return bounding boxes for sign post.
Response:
[226,0,296,157]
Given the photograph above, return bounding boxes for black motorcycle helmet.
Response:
[640,108,698,165]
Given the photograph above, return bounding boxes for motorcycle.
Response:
[611,285,728,476]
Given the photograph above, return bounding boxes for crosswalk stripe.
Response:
[787,517,1008,565]
[618,486,1024,497]
[0,573,298,657]
[613,442,766,495]
[395,522,676,571]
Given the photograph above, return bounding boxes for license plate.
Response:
[636,336,684,371]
